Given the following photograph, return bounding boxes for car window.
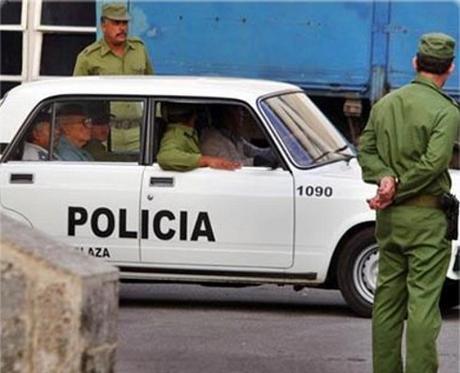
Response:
[154,101,279,168]
[9,98,145,163]
[261,92,355,168]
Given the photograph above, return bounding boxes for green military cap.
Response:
[102,2,130,21]
[418,32,456,59]
[164,103,196,121]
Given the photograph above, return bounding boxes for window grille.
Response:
[0,0,97,97]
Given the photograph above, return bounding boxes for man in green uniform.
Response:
[73,2,154,76]
[73,2,153,152]
[358,33,459,373]
[83,113,135,162]
[157,103,241,171]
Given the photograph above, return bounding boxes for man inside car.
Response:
[83,112,135,162]
[22,112,61,161]
[157,103,240,171]
[56,104,94,161]
[200,105,278,167]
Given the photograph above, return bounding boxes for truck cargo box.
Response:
[122,0,459,101]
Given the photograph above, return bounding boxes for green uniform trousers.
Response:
[373,205,451,373]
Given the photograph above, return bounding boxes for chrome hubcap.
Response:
[353,244,379,304]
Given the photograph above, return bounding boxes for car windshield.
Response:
[260,92,356,168]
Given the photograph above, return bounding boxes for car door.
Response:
[139,100,294,269]
[0,162,144,262]
[0,97,147,263]
[140,166,294,269]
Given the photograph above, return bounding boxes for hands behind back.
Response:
[367,176,397,210]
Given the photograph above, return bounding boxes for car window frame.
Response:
[257,90,355,170]
[147,96,288,170]
[1,94,150,165]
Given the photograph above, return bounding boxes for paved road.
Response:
[116,284,459,373]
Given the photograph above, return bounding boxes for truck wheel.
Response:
[337,227,377,318]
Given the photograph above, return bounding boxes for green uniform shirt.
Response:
[83,139,107,159]
[73,37,154,76]
[156,123,201,171]
[358,74,460,204]
[83,139,134,162]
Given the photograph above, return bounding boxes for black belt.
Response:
[399,194,442,209]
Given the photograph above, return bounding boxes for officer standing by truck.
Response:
[73,2,154,152]
[73,2,154,76]
[358,33,459,373]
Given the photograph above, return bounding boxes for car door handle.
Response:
[10,173,34,184]
[150,177,174,187]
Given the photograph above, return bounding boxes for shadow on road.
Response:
[119,297,357,317]
[118,283,459,320]
[118,284,358,318]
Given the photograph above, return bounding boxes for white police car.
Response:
[0,76,458,317]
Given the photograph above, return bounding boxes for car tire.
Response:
[337,227,459,318]
[440,278,459,311]
[337,227,377,318]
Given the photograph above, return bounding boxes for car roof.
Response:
[8,76,301,101]
[0,76,301,146]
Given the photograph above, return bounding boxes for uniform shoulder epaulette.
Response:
[81,40,103,55]
[128,36,145,45]
[441,91,460,108]
[184,131,195,140]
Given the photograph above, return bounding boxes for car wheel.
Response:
[337,227,377,318]
[337,227,459,317]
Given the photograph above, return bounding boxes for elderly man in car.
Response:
[200,105,278,167]
[22,112,61,161]
[56,104,94,161]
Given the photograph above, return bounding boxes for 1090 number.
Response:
[297,185,333,198]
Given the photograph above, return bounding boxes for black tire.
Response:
[337,227,378,318]
[337,227,458,317]
[440,278,459,311]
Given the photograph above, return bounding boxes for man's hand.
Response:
[378,176,397,202]
[366,195,393,210]
[199,156,241,170]
[366,176,397,210]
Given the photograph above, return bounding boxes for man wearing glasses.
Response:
[56,104,94,161]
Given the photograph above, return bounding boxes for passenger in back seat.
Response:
[22,112,61,161]
[157,103,240,171]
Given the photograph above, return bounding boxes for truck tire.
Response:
[337,227,377,318]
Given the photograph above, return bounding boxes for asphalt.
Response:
[116,284,459,373]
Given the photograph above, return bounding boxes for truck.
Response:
[120,0,459,142]
[1,1,458,143]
